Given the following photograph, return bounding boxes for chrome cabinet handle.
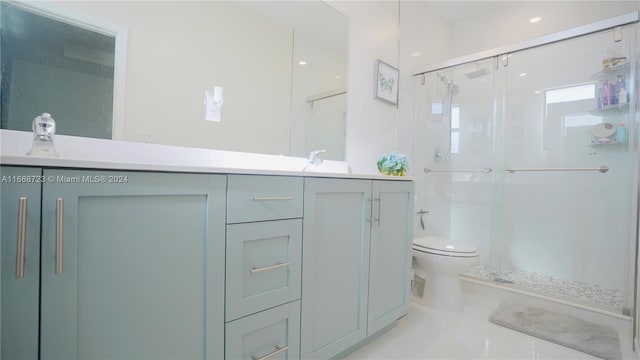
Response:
[251,345,288,360]
[366,197,373,223]
[16,197,27,279]
[373,197,381,226]
[55,198,64,275]
[250,262,290,274]
[253,196,295,201]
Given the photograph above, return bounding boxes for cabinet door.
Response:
[226,301,300,360]
[301,178,371,359]
[1,166,42,360]
[39,170,226,360]
[367,180,414,335]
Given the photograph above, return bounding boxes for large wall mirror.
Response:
[0,1,348,161]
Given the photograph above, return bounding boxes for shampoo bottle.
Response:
[616,123,627,143]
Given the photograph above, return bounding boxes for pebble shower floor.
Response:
[463,264,626,314]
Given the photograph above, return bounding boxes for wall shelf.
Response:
[590,62,630,81]
[590,103,630,115]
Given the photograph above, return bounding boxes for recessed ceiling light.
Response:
[298,61,307,66]
[519,73,527,77]
[529,16,542,23]
[411,52,421,57]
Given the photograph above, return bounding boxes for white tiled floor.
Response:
[345,295,635,359]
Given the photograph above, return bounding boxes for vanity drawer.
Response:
[226,219,302,321]
[226,301,300,360]
[227,175,303,223]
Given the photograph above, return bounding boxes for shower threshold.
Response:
[463,264,626,315]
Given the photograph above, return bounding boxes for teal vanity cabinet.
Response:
[225,175,303,360]
[37,169,227,359]
[301,178,413,359]
[1,166,42,359]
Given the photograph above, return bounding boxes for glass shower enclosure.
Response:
[413,13,638,315]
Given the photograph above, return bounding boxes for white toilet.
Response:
[412,236,479,311]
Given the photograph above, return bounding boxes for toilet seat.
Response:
[413,236,478,258]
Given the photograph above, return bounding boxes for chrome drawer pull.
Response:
[251,345,288,360]
[55,198,64,275]
[253,196,295,201]
[250,262,290,274]
[16,197,27,279]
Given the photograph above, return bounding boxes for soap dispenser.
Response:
[27,113,59,157]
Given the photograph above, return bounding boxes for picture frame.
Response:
[374,59,399,105]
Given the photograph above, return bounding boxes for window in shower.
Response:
[545,83,602,128]
[450,105,460,154]
[545,83,595,105]
[542,83,598,150]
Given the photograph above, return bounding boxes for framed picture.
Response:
[374,59,399,105]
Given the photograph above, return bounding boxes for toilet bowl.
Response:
[412,236,479,311]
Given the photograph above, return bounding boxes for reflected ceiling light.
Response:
[411,52,421,57]
[335,75,341,79]
[519,72,527,77]
[533,90,541,94]
[298,61,307,65]
[529,16,542,23]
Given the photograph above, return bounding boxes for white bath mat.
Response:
[489,301,621,360]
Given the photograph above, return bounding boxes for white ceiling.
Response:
[427,1,513,22]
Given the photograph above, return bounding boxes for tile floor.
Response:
[345,294,635,359]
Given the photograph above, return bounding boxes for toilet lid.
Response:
[413,236,478,255]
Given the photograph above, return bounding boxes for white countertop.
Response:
[1,130,412,181]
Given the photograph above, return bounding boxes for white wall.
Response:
[327,1,401,174]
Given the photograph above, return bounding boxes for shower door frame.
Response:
[413,9,640,340]
[414,11,639,77]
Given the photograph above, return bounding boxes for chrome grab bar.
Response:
[55,198,64,275]
[251,345,288,360]
[505,166,609,173]
[16,197,27,279]
[250,262,290,274]
[424,168,492,174]
[253,196,295,201]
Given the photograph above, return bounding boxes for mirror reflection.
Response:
[0,1,348,160]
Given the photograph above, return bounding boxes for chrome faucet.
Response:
[308,149,326,167]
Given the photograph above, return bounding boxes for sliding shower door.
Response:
[413,58,497,263]
[496,23,637,314]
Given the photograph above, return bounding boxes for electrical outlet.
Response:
[136,132,156,143]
